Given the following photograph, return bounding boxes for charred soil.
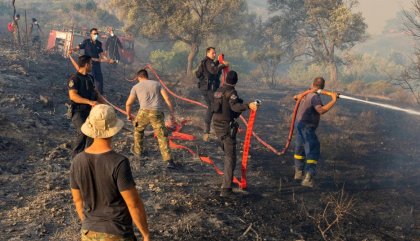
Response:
[0,42,419,241]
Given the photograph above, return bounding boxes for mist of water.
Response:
[339,94,420,116]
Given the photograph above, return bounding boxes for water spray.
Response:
[338,94,420,116]
[317,90,420,116]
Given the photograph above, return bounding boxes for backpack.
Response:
[7,22,14,32]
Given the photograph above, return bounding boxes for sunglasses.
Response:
[92,33,98,35]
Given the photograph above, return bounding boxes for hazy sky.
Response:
[357,0,412,35]
[248,0,413,35]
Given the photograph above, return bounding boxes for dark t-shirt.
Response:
[79,39,103,59]
[70,151,136,237]
[68,72,97,112]
[296,93,323,128]
[105,35,123,60]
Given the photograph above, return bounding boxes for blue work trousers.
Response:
[293,123,320,175]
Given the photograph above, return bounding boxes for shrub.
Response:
[149,41,188,73]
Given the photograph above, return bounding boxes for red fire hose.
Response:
[218,54,229,86]
[240,109,257,189]
[145,64,280,153]
[101,64,314,190]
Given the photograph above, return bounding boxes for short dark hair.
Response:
[78,55,92,67]
[137,69,148,79]
[90,28,98,33]
[313,77,325,89]
[206,47,215,53]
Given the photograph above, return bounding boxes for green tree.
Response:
[268,0,367,84]
[149,41,189,72]
[111,0,247,76]
[249,14,302,87]
[395,0,420,104]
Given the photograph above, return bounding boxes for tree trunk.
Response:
[186,42,199,77]
[328,61,338,84]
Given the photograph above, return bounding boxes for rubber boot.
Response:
[294,168,304,180]
[220,188,233,197]
[301,173,314,188]
[166,159,180,169]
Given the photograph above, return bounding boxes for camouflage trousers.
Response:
[133,109,172,161]
[81,229,136,241]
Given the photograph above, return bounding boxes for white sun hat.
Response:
[81,104,124,138]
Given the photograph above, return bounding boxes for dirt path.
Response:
[0,43,419,240]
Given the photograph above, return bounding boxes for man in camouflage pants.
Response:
[126,69,179,169]
[81,229,138,241]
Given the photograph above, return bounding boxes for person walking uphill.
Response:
[125,69,178,169]
[70,28,114,94]
[68,55,104,158]
[196,47,229,141]
[212,71,258,197]
[70,104,150,241]
[292,77,338,188]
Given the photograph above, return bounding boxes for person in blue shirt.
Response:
[292,77,338,188]
[70,28,114,94]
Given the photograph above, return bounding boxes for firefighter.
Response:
[195,47,229,141]
[70,28,113,95]
[68,55,104,158]
[105,27,124,63]
[212,70,258,197]
[30,18,43,51]
[292,77,338,187]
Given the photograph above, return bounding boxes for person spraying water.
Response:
[292,77,339,188]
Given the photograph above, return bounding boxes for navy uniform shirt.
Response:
[79,39,103,59]
[213,85,249,122]
[68,72,97,112]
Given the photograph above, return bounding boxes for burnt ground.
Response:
[0,41,419,241]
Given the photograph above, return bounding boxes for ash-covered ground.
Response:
[0,42,419,241]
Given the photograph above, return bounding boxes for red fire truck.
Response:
[46,27,135,64]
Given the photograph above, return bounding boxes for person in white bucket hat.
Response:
[70,104,150,241]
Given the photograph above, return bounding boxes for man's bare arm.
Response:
[121,187,150,241]
[71,188,85,221]
[160,89,174,114]
[92,52,113,63]
[125,94,136,121]
[69,89,96,106]
[315,92,337,115]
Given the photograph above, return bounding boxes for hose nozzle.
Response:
[316,89,340,98]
